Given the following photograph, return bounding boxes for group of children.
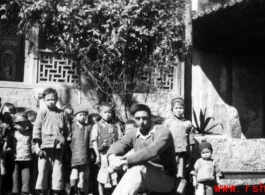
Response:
[0,87,221,195]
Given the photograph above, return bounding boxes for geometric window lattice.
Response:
[154,65,175,90]
[141,65,175,91]
[0,22,18,37]
[38,52,79,84]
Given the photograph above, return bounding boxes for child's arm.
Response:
[214,160,222,184]
[91,124,101,165]
[33,109,43,148]
[187,121,195,156]
[190,159,199,187]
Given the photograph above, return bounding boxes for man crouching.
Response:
[107,104,177,195]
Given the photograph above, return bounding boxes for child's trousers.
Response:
[36,148,64,191]
[70,164,90,193]
[12,161,31,193]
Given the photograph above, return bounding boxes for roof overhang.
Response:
[192,0,265,56]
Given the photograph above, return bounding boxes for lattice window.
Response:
[0,22,18,37]
[154,66,175,90]
[140,65,175,91]
[38,52,79,84]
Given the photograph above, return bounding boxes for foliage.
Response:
[0,0,186,121]
[192,108,223,135]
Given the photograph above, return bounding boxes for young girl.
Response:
[163,97,195,178]
[190,140,222,195]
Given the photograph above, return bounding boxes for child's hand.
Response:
[95,155,101,166]
[193,179,197,187]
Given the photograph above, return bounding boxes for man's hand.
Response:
[108,154,128,171]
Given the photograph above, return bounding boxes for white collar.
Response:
[136,122,156,140]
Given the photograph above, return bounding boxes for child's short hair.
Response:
[0,102,16,114]
[89,113,101,122]
[125,119,136,127]
[25,110,37,121]
[99,103,113,112]
[42,88,58,99]
[171,97,185,110]
[13,113,28,123]
[61,105,74,113]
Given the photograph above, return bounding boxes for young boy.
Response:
[163,97,195,179]
[10,113,33,195]
[190,140,222,195]
[69,105,90,195]
[33,88,69,195]
[91,104,122,195]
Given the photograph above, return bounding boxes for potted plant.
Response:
[192,108,223,135]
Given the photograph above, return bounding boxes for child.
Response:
[91,104,122,195]
[88,112,101,195]
[163,97,195,179]
[0,103,16,193]
[124,120,136,134]
[190,140,222,195]
[69,105,91,195]
[33,88,69,195]
[61,105,74,194]
[10,113,33,195]
[25,110,38,195]
[62,105,74,126]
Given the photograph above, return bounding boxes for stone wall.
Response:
[194,135,265,185]
[0,85,95,112]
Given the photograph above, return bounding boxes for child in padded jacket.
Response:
[91,104,122,195]
[163,97,195,178]
[10,113,33,195]
[190,140,222,195]
[69,105,91,195]
[33,88,69,195]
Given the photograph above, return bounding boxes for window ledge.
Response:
[0,81,78,89]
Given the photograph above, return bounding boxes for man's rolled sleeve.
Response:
[91,124,100,143]
[33,110,43,141]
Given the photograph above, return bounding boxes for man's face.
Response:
[44,93,57,109]
[134,111,151,134]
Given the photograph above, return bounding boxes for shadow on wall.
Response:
[192,51,265,139]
